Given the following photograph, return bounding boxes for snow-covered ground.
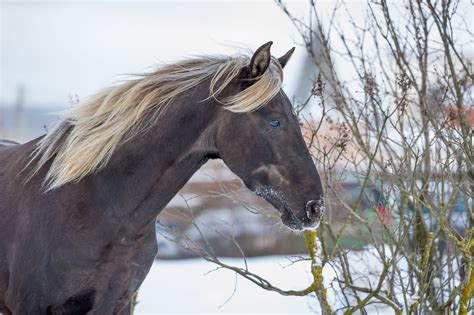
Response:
[135,256,318,314]
[135,254,395,314]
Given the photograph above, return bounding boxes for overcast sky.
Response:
[1,0,310,108]
[1,1,471,109]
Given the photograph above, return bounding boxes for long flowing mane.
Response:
[31,54,283,189]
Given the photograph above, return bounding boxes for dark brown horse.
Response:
[0,42,324,314]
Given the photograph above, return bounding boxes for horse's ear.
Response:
[249,41,273,78]
[278,47,295,68]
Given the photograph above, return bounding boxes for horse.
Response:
[0,42,324,314]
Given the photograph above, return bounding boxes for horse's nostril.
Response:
[305,200,318,222]
[306,200,322,223]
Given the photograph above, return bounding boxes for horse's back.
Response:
[0,139,19,148]
[0,138,39,310]
[0,138,24,192]
[0,138,38,215]
[0,139,20,312]
[0,139,29,177]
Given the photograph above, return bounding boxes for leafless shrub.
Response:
[158,1,472,313]
[273,0,472,313]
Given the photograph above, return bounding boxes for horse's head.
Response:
[212,42,324,231]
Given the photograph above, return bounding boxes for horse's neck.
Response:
[84,98,215,229]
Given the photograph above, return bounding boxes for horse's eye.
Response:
[268,120,281,128]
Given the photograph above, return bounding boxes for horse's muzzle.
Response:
[303,199,325,230]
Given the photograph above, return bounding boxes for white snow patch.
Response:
[135,254,395,314]
[135,256,317,314]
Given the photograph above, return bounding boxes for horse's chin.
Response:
[282,222,321,232]
[278,207,302,231]
[282,222,304,232]
[280,212,321,232]
[302,221,321,231]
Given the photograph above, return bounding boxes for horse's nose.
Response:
[305,199,324,225]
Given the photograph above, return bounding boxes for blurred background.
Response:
[1,1,472,314]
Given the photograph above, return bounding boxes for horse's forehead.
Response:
[265,91,293,116]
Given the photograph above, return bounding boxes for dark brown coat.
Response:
[0,43,323,314]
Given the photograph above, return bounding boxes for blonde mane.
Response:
[31,55,283,189]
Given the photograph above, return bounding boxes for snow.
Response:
[135,256,318,314]
[134,254,395,314]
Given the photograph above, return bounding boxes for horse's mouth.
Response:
[280,207,305,231]
[279,205,323,232]
[254,186,323,231]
